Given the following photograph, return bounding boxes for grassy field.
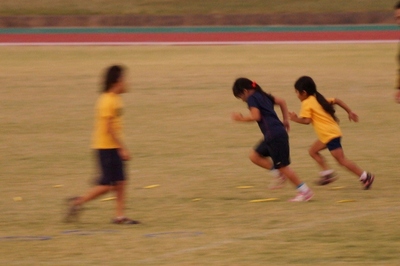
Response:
[0,0,396,16]
[0,43,399,265]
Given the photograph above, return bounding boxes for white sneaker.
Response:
[288,189,314,202]
[269,172,286,189]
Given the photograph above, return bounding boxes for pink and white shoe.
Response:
[268,170,286,189]
[289,189,314,202]
[269,173,286,189]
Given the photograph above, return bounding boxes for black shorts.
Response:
[254,134,291,169]
[326,137,342,151]
[96,149,125,186]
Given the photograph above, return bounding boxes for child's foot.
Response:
[361,172,374,190]
[289,189,314,202]
[269,173,286,189]
[64,197,82,223]
[315,172,338,186]
[112,217,140,225]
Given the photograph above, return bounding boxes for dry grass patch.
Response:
[0,44,399,265]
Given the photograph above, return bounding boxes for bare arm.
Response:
[274,96,290,131]
[231,107,260,122]
[106,117,130,160]
[332,98,359,122]
[288,112,312,124]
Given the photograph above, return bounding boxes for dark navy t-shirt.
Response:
[247,91,286,141]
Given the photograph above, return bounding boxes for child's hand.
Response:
[288,112,298,121]
[283,120,290,132]
[231,112,243,121]
[348,111,359,122]
[118,147,131,161]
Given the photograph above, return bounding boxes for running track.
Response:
[0,25,398,45]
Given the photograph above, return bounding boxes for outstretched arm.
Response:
[332,98,359,122]
[289,112,312,124]
[231,107,260,122]
[274,96,290,131]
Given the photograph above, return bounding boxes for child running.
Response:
[231,77,313,202]
[289,76,374,189]
[65,65,140,224]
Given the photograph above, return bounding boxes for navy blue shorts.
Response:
[254,133,291,169]
[326,137,342,151]
[96,149,125,186]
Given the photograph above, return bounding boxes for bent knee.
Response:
[308,148,317,157]
[249,150,261,163]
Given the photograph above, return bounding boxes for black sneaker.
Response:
[64,197,82,223]
[315,173,338,186]
[362,172,374,190]
[112,217,140,225]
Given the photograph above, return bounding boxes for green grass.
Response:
[0,43,399,265]
[0,0,396,16]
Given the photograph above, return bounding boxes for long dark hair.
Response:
[294,76,338,122]
[103,65,124,92]
[232,77,275,103]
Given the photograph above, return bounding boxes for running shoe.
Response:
[269,172,286,189]
[289,189,314,202]
[315,172,338,186]
[64,197,82,223]
[362,172,375,190]
[112,217,140,224]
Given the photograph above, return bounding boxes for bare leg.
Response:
[280,165,314,202]
[309,140,330,171]
[278,166,302,187]
[75,185,111,205]
[249,150,273,170]
[114,181,125,217]
[330,148,363,177]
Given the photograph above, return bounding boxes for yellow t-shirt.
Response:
[92,92,124,149]
[299,95,342,144]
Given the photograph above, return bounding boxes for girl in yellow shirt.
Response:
[289,76,374,190]
[65,65,139,224]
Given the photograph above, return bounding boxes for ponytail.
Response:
[232,77,275,103]
[294,76,338,122]
[315,91,339,122]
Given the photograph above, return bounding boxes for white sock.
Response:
[359,171,367,181]
[297,183,310,193]
[320,169,334,177]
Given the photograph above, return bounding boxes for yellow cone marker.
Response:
[330,186,345,190]
[192,198,202,202]
[100,197,116,201]
[13,197,23,201]
[237,186,254,189]
[249,198,279,203]
[337,199,356,203]
[144,184,160,189]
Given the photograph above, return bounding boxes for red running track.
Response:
[0,30,398,45]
